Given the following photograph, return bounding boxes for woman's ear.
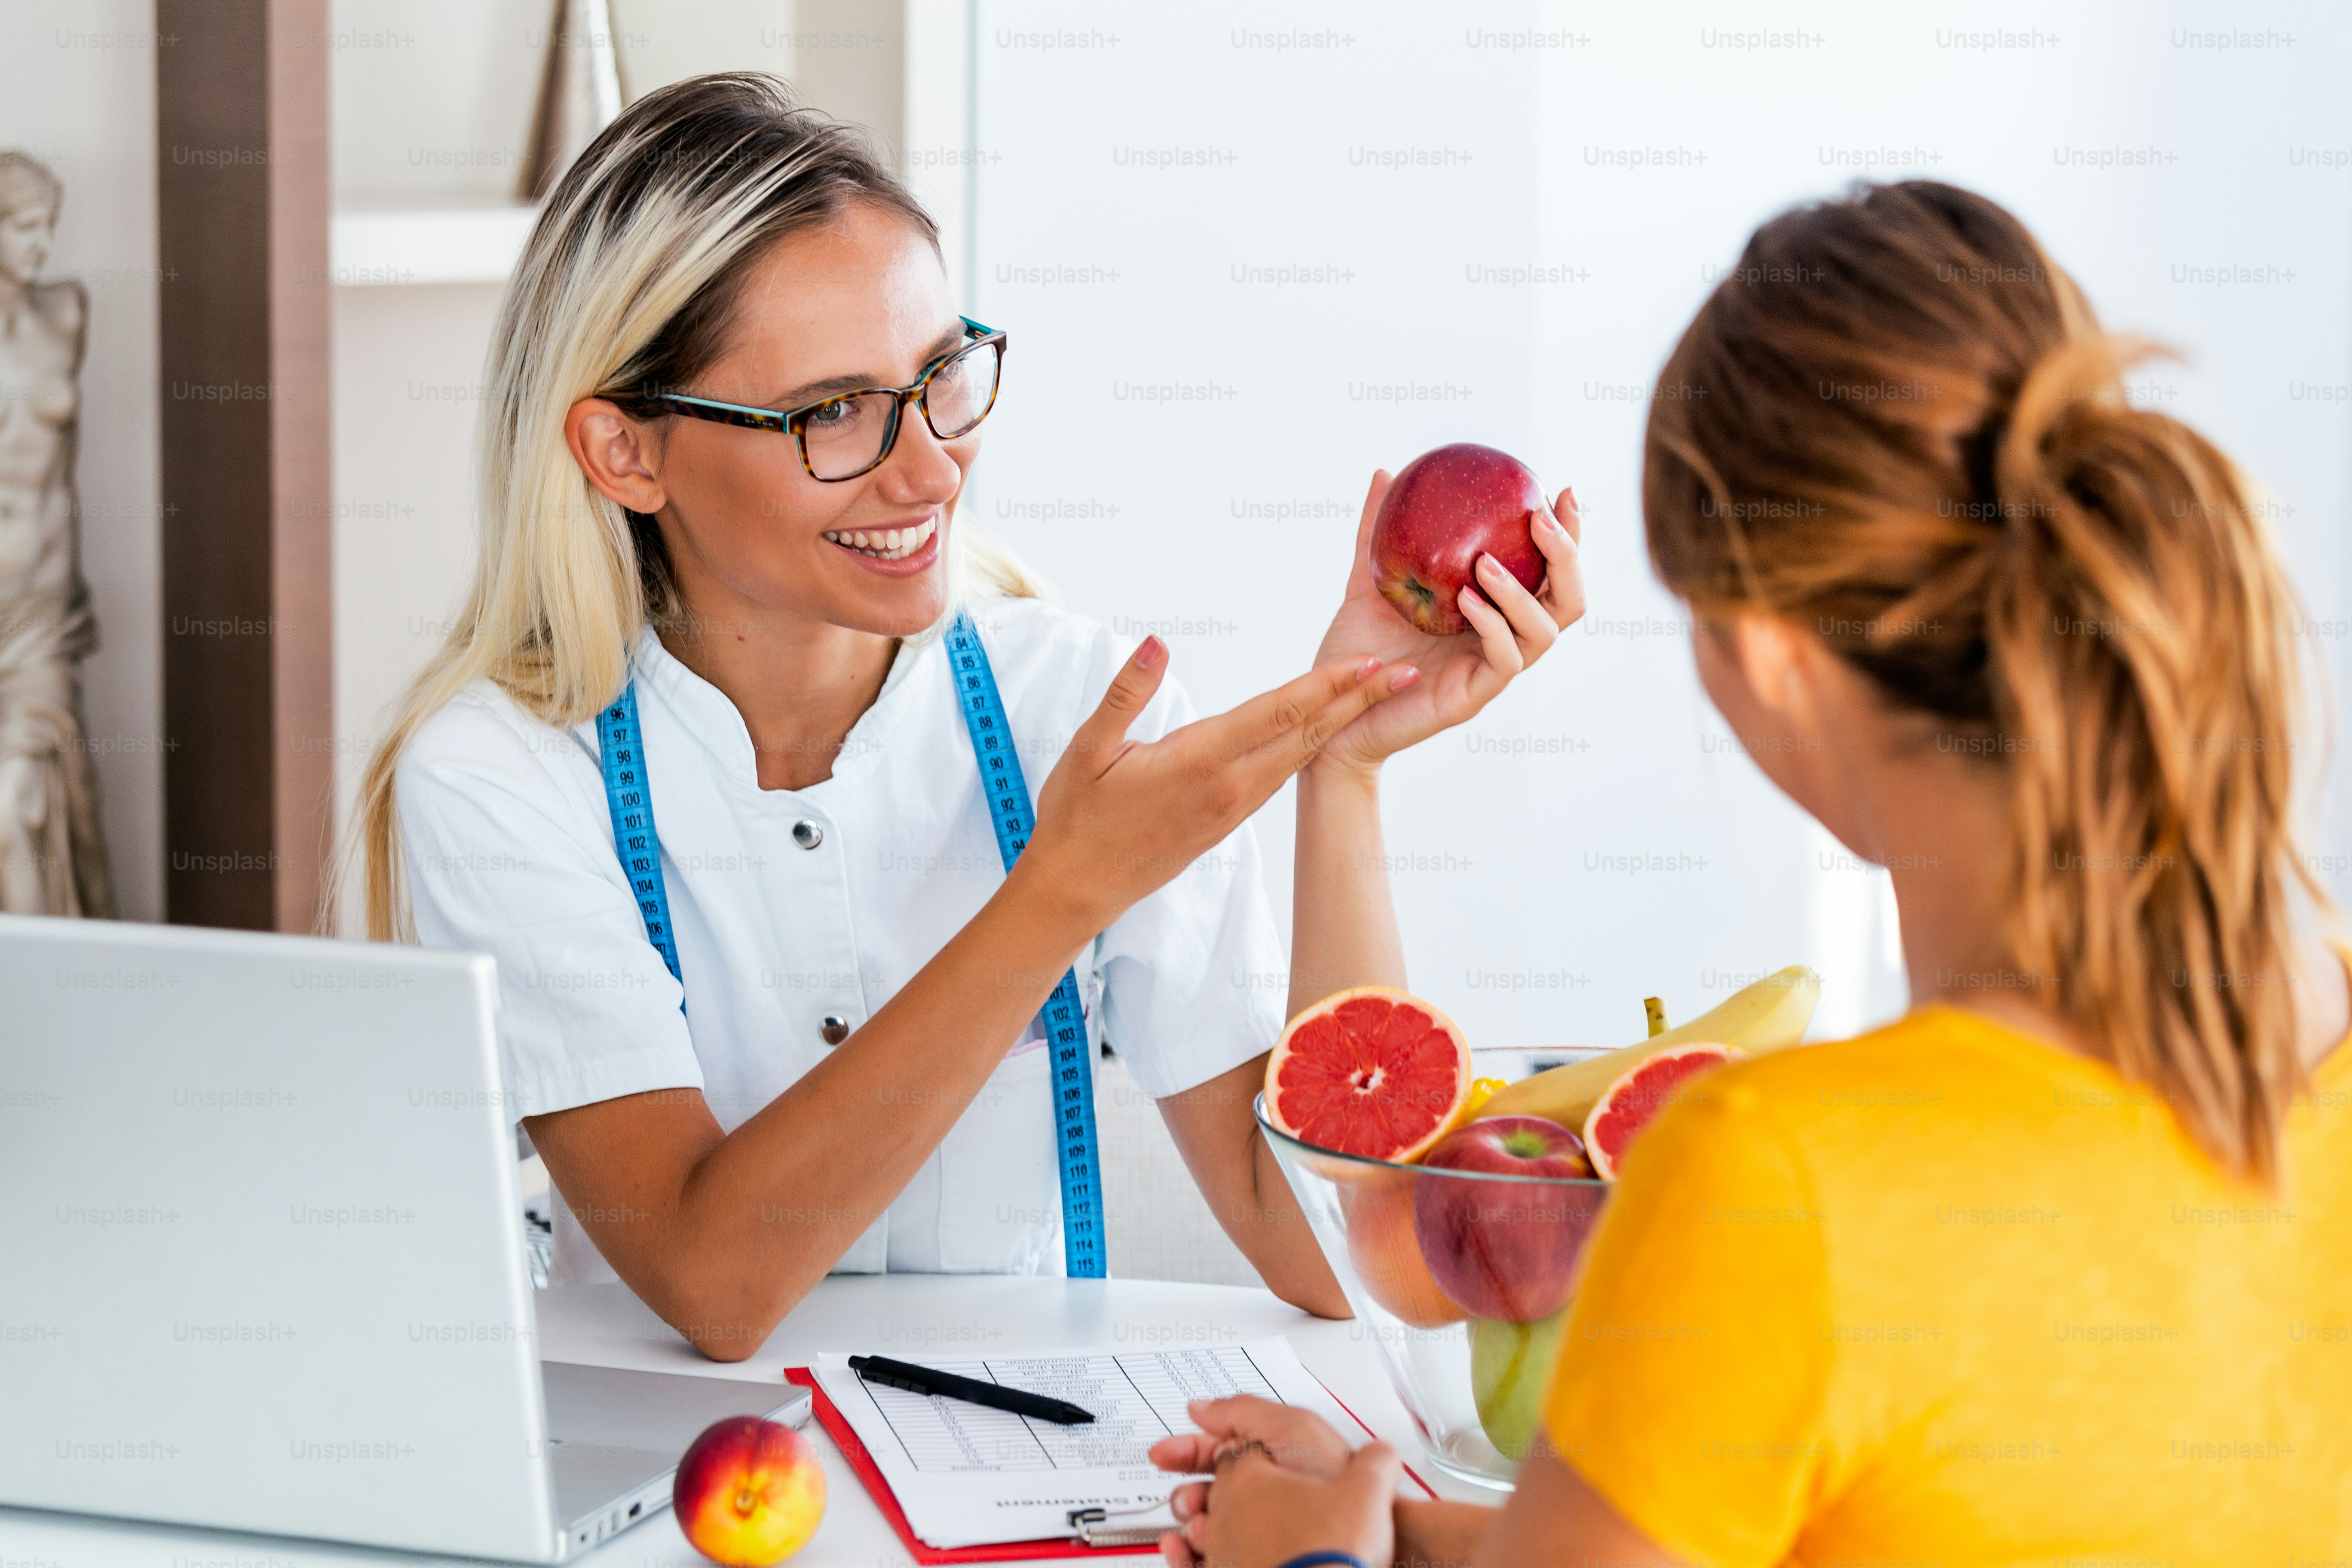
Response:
[1696,609,1834,750]
[1727,612,1813,725]
[565,398,669,514]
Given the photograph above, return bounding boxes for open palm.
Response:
[1313,468,1585,773]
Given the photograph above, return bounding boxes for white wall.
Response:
[966,0,2352,1048]
[0,0,165,921]
[329,276,506,845]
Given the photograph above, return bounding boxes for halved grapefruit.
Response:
[1582,1042,1743,1179]
[1265,987,1472,1162]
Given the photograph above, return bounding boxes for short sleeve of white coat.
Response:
[395,687,701,1125]
[1000,610,1287,1100]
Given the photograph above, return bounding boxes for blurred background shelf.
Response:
[329,203,539,286]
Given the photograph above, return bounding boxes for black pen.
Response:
[848,1354,1096,1425]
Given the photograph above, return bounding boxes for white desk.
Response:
[0,1277,1488,1565]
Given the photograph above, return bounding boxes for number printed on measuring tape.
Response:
[595,684,684,994]
[948,612,1105,1278]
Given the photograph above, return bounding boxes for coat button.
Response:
[793,820,823,849]
[820,1015,851,1046]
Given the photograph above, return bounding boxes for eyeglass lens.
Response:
[799,338,1002,481]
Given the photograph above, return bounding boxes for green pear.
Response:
[1470,1308,1569,1461]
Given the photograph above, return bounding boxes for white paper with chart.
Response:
[811,1337,1360,1548]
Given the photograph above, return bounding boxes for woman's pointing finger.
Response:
[1065,635,1168,776]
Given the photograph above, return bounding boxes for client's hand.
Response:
[1311,469,1585,778]
[1148,1396,1388,1568]
[1158,1447,1399,1568]
[1150,1395,1354,1491]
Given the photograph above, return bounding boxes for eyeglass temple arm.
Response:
[653,322,997,419]
[652,391,785,423]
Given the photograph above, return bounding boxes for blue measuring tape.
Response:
[592,612,1105,1278]
[942,610,1104,1279]
[594,683,683,990]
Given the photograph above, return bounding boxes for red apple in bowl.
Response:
[1412,1116,1608,1322]
[1371,443,1548,636]
[675,1415,826,1566]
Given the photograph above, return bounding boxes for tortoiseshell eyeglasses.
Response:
[643,317,1007,482]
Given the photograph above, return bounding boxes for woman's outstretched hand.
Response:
[1312,469,1585,776]
[1020,640,1414,934]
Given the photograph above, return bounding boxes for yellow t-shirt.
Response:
[1544,1004,2352,1566]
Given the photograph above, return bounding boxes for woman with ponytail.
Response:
[1153,181,2350,1564]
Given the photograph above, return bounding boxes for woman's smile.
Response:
[822,510,941,574]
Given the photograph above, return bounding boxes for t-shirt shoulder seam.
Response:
[395,682,609,864]
[403,680,589,772]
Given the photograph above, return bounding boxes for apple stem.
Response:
[1645,997,1667,1038]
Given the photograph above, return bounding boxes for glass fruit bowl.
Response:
[1256,1048,1612,1490]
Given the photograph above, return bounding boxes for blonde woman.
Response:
[1148,181,2349,1566]
[351,74,1584,1355]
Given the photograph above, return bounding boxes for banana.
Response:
[1479,966,1821,1131]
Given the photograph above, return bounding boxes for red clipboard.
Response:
[783,1366,1438,1564]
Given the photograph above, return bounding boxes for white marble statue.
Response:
[0,152,112,916]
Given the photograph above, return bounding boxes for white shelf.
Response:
[329,205,539,286]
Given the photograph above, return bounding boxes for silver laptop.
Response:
[0,912,808,1560]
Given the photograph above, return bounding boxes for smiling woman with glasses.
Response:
[344,73,1582,1357]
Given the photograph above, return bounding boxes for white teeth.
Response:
[825,516,936,560]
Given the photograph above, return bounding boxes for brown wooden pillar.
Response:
[156,0,332,932]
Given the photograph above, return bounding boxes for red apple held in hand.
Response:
[1371,443,1549,636]
[675,1415,826,1567]
[1412,1115,1608,1322]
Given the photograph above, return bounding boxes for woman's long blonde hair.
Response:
[1645,180,2327,1183]
[347,73,1041,941]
